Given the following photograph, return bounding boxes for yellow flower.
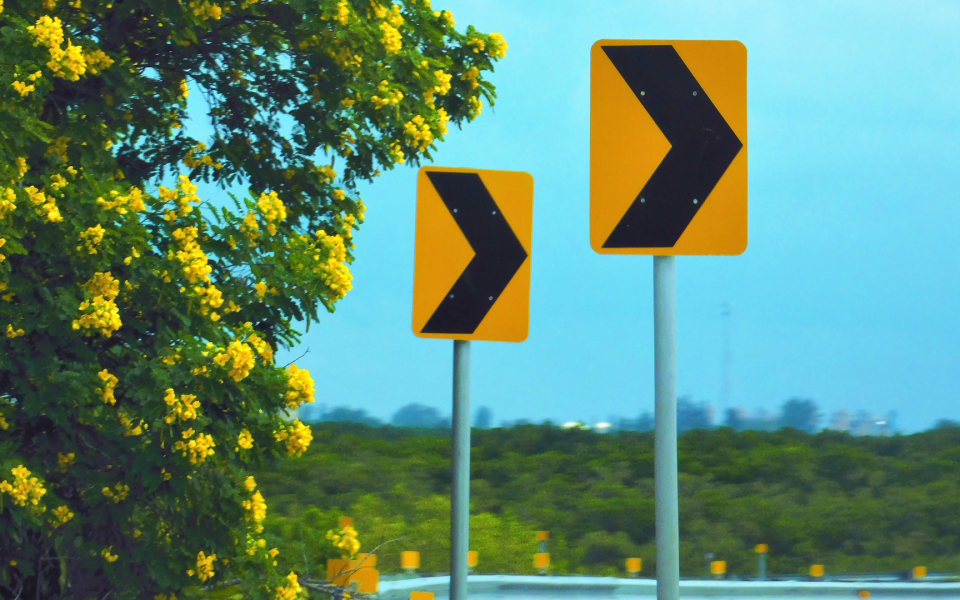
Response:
[174,431,216,465]
[212,340,256,382]
[257,191,287,235]
[488,32,508,59]
[0,466,47,509]
[78,224,106,254]
[12,81,36,97]
[244,475,256,491]
[101,482,130,503]
[285,364,316,410]
[335,0,349,24]
[51,505,74,528]
[255,280,267,299]
[5,325,25,338]
[97,369,118,404]
[275,572,303,600]
[163,388,201,423]
[379,22,401,54]
[274,419,312,457]
[468,96,483,121]
[101,546,119,563]
[0,187,16,218]
[193,551,217,581]
[179,78,189,99]
[57,452,75,472]
[242,490,267,532]
[238,429,254,450]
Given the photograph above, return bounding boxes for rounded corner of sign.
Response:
[590,39,608,52]
[731,39,748,56]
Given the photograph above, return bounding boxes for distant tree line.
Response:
[300,398,919,434]
[256,422,960,578]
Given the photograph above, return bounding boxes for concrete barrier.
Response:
[377,574,960,600]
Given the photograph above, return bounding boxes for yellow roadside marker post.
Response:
[534,552,550,575]
[414,167,535,600]
[913,566,927,580]
[710,560,726,580]
[626,557,642,578]
[401,551,420,574]
[410,592,435,600]
[755,544,768,580]
[467,551,478,572]
[810,564,825,579]
[591,38,748,600]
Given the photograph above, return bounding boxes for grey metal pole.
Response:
[653,256,679,600]
[450,340,472,600]
[759,552,767,581]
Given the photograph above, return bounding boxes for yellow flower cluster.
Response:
[237,429,254,450]
[57,452,75,472]
[488,33,508,59]
[285,364,316,410]
[46,136,68,162]
[179,78,189,100]
[460,66,479,89]
[389,142,405,164]
[274,419,312,457]
[247,332,274,363]
[437,108,450,136]
[404,115,433,152]
[213,340,256,382]
[161,175,202,220]
[0,237,5,262]
[174,430,216,465]
[28,16,88,81]
[74,272,122,337]
[380,21,402,54]
[189,0,222,20]
[83,48,114,75]
[171,227,212,283]
[336,0,349,24]
[98,369,118,404]
[243,489,267,531]
[78,224,105,254]
[119,411,144,436]
[326,525,360,558]
[0,466,47,509]
[468,96,483,121]
[275,572,304,600]
[96,187,146,214]
[183,144,223,170]
[12,81,35,97]
[101,546,119,563]
[25,186,63,222]
[371,85,403,109]
[101,482,130,503]
[424,69,452,108]
[49,173,67,191]
[163,388,200,423]
[189,551,217,581]
[0,188,16,218]
[257,191,287,235]
[51,504,74,528]
[5,324,25,338]
[315,230,353,300]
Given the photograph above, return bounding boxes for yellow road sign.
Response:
[590,40,748,255]
[413,167,534,342]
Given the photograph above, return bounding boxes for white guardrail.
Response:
[377,575,960,600]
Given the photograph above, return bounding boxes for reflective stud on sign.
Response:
[413,167,535,343]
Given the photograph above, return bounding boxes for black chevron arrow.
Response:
[602,45,743,248]
[421,171,528,335]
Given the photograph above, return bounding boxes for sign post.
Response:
[413,167,534,600]
[591,40,748,600]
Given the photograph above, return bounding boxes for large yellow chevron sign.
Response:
[413,167,534,342]
[590,40,748,255]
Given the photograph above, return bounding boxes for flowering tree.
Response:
[0,0,506,595]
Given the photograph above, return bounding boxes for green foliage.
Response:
[0,0,506,596]
[257,423,960,578]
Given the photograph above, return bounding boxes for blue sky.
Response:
[208,1,960,432]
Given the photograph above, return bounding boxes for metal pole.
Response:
[759,552,767,581]
[654,256,679,600]
[450,340,472,600]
